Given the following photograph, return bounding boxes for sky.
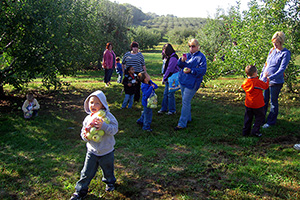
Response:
[109,0,252,18]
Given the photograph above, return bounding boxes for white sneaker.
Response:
[262,123,270,129]
[294,144,300,150]
[166,111,176,115]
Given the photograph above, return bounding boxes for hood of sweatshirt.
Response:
[84,90,109,114]
[241,77,257,93]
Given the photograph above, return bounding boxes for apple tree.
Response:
[215,0,299,91]
[0,0,131,96]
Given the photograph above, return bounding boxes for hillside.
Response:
[118,3,206,29]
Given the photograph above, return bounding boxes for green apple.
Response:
[92,134,101,142]
[183,67,189,72]
[98,130,105,136]
[90,127,97,135]
[103,117,110,124]
[98,110,106,118]
[86,132,93,140]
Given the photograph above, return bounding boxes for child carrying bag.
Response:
[168,72,180,92]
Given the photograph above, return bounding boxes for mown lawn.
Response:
[1,47,300,200]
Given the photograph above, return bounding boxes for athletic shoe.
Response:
[262,123,270,129]
[294,144,300,150]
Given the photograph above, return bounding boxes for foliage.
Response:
[197,0,300,90]
[129,26,162,50]
[0,0,131,95]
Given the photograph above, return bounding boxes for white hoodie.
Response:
[81,90,118,156]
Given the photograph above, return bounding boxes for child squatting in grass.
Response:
[70,90,118,200]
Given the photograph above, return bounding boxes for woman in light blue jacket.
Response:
[260,31,291,128]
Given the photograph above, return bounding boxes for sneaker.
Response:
[144,129,153,132]
[106,184,115,192]
[174,126,184,131]
[294,144,300,150]
[166,111,176,115]
[136,121,143,126]
[262,123,270,129]
[157,110,166,114]
[70,193,86,200]
[250,132,262,137]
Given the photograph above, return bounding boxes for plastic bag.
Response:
[147,92,157,108]
[168,72,180,92]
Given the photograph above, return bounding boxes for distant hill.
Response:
[117,3,206,29]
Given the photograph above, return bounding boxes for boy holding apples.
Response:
[70,90,118,200]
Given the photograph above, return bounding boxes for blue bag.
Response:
[168,72,180,92]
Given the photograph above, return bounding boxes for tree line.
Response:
[1,0,299,95]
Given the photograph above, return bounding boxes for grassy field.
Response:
[1,45,300,200]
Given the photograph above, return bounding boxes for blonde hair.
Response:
[272,31,285,45]
[188,39,199,47]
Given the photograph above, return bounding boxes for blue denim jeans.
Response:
[177,85,198,128]
[122,94,134,108]
[137,106,152,130]
[75,151,116,196]
[263,83,283,125]
[160,83,176,113]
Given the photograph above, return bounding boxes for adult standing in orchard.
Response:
[175,39,207,131]
[260,31,291,129]
[122,42,147,102]
[102,42,116,87]
[158,43,180,115]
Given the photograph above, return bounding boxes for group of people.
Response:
[20,32,297,199]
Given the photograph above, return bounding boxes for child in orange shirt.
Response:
[241,65,269,137]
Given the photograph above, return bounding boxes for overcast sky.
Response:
[109,0,252,18]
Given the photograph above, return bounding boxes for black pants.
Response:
[134,72,141,102]
[243,106,265,136]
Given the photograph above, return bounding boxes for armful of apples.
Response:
[83,110,110,142]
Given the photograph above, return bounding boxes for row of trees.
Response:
[177,0,299,91]
[0,0,162,95]
[1,0,299,94]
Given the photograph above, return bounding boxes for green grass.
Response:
[1,46,300,199]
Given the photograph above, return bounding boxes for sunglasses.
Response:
[189,45,196,48]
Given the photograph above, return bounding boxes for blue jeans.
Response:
[122,94,134,108]
[75,151,116,196]
[137,106,152,130]
[160,83,176,113]
[263,84,283,125]
[177,85,198,128]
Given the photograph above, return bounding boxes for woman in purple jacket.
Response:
[260,31,291,128]
[158,43,180,115]
[102,42,116,87]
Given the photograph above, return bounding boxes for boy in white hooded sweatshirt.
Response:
[70,90,118,200]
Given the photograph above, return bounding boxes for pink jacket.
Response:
[102,50,116,69]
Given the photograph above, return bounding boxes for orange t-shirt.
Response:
[241,77,269,108]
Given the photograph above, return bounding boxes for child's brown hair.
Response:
[26,93,34,101]
[245,65,257,77]
[137,71,147,83]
